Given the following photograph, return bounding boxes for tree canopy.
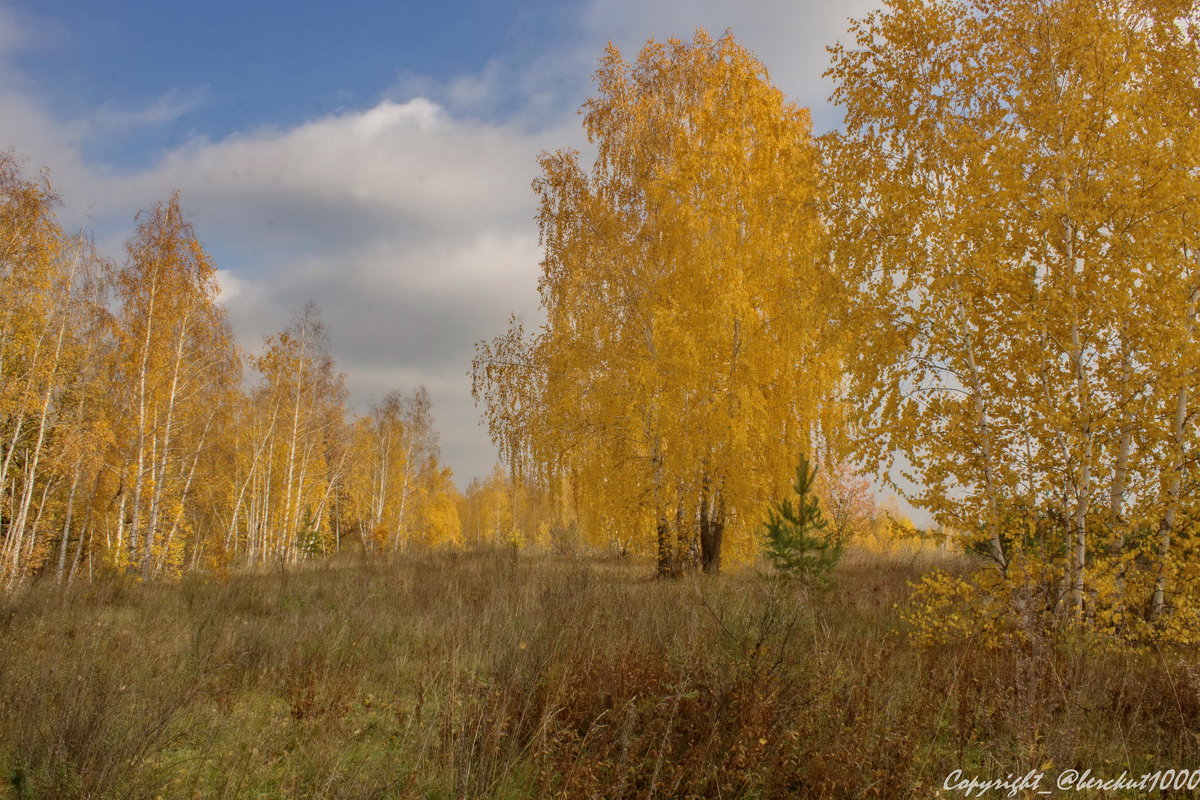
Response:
[475,30,845,575]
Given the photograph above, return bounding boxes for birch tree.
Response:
[0,155,113,586]
[827,0,1200,634]
[111,194,238,577]
[476,30,842,575]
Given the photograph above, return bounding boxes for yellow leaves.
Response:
[904,544,1200,650]
[902,569,1022,650]
[0,154,116,586]
[414,461,463,550]
[828,0,1200,631]
[0,147,466,581]
[478,29,844,571]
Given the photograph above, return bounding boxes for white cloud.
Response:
[581,0,881,130]
[86,86,209,135]
[123,98,570,243]
[213,268,250,304]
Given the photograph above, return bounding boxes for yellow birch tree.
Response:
[476,30,843,574]
[827,0,1200,636]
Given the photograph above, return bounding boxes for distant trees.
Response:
[456,465,563,550]
[245,307,349,562]
[474,30,845,575]
[0,153,461,585]
[112,194,239,576]
[0,157,111,587]
[344,386,463,552]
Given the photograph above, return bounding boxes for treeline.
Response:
[474,1,1200,640]
[0,156,494,586]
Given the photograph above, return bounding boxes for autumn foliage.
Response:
[826,0,1200,642]
[474,31,844,577]
[470,5,1200,646]
[6,3,1200,796]
[0,159,464,584]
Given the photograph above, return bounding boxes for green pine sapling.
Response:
[762,454,842,582]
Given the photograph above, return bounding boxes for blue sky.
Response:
[7,0,583,164]
[0,0,902,501]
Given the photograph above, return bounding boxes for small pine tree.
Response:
[762,454,842,581]
[295,511,323,557]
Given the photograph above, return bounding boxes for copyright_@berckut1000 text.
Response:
[943,767,1200,796]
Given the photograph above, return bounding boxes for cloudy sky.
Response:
[0,0,880,486]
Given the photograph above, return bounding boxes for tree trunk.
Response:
[954,282,1006,574]
[699,488,724,574]
[56,459,82,584]
[1065,224,1092,621]
[1152,278,1199,617]
[655,515,676,578]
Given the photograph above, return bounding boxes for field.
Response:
[1,549,1197,800]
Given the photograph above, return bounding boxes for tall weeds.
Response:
[0,549,1194,798]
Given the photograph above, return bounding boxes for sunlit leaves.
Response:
[827,0,1200,634]
[477,30,845,574]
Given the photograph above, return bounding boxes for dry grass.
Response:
[0,548,1196,799]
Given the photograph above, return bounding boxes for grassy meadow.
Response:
[1,548,1197,799]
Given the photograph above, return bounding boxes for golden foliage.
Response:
[0,156,461,582]
[475,30,845,574]
[827,0,1200,638]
